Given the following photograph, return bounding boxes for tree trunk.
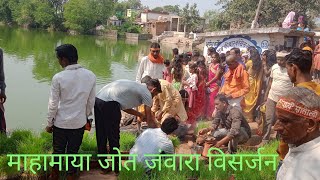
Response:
[252,0,264,28]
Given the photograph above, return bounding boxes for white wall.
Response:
[141,12,171,23]
[204,34,270,55]
[141,13,148,23]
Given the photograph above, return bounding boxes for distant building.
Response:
[136,9,183,37]
[127,9,139,18]
[200,27,315,55]
[108,16,122,26]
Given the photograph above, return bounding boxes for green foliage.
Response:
[33,0,55,28]
[152,5,180,15]
[39,131,53,152]
[152,7,164,12]
[118,163,147,180]
[120,132,136,151]
[63,0,96,33]
[0,133,15,154]
[79,132,97,159]
[169,136,180,148]
[118,141,279,180]
[204,10,227,31]
[115,20,142,36]
[180,3,201,32]
[217,0,320,29]
[0,0,12,23]
[92,0,115,25]
[163,5,180,15]
[195,121,210,134]
[0,155,20,178]
[10,129,33,143]
[11,0,35,27]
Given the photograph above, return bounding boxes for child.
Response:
[185,63,198,109]
[163,59,172,83]
[179,89,189,111]
[184,63,199,126]
[171,57,183,90]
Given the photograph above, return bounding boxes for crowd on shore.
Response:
[0,39,320,179]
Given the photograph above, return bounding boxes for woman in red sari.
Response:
[205,52,222,119]
[196,60,207,119]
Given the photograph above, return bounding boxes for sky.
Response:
[140,0,221,15]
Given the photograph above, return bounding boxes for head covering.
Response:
[277,98,319,121]
[276,51,289,58]
[276,87,320,121]
[282,11,295,28]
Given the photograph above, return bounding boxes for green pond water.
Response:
[0,26,187,132]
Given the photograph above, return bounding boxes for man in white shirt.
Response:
[261,51,292,145]
[46,44,96,180]
[275,87,320,180]
[135,42,165,82]
[95,79,156,174]
[129,117,178,170]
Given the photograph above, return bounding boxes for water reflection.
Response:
[0,26,189,131]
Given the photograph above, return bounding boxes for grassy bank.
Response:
[119,140,279,180]
[0,129,278,180]
[0,129,181,178]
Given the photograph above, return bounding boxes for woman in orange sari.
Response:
[243,47,263,122]
[205,52,222,119]
[314,40,320,83]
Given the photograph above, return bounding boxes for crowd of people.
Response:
[0,38,320,179]
[133,41,320,178]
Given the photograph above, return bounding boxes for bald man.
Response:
[220,55,250,110]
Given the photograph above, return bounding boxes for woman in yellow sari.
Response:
[243,47,263,122]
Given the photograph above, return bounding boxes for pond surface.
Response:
[0,26,188,132]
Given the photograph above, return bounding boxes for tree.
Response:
[63,0,96,33]
[217,0,320,29]
[180,3,201,33]
[152,7,164,12]
[126,0,142,9]
[153,5,180,14]
[92,0,115,25]
[33,0,55,28]
[0,0,12,23]
[203,10,227,31]
[10,0,35,27]
[163,5,180,15]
